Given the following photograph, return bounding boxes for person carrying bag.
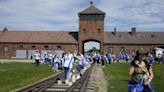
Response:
[128,48,154,92]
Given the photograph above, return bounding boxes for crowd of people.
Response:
[32,50,92,85]
[32,50,164,67]
[31,49,164,88]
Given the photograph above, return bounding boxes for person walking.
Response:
[34,50,41,66]
[44,52,48,64]
[63,51,74,85]
[47,51,53,65]
[52,55,59,72]
[128,48,154,92]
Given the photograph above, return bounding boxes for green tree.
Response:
[86,47,100,53]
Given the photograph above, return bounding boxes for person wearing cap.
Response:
[128,48,154,92]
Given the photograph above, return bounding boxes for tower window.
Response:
[97,28,101,33]
[83,29,86,33]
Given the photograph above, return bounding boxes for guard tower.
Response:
[78,2,105,53]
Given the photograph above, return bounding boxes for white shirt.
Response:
[34,53,40,60]
[48,53,53,59]
[44,53,48,59]
[53,57,59,63]
[63,54,74,69]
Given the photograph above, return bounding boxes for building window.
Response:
[150,47,153,53]
[44,45,49,49]
[120,47,125,54]
[127,50,130,54]
[19,45,24,48]
[132,50,136,54]
[108,47,114,54]
[83,29,86,33]
[97,28,101,33]
[151,34,155,38]
[4,47,8,52]
[57,46,62,49]
[32,45,36,49]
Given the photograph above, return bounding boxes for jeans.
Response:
[64,67,71,80]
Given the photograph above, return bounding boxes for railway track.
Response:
[16,66,92,92]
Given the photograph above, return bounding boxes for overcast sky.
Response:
[0,0,164,32]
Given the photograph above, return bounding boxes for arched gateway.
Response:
[78,4,105,54]
[83,40,100,53]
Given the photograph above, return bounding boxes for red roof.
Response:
[104,32,164,44]
[0,31,78,44]
[78,6,105,15]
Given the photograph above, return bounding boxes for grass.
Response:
[153,64,164,91]
[0,62,55,92]
[103,63,164,92]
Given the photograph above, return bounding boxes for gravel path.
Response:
[0,59,32,63]
[91,66,107,92]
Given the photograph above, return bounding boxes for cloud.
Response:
[0,0,164,32]
[99,0,164,31]
[0,0,83,30]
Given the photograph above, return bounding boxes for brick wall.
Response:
[78,18,104,53]
[103,44,160,55]
[0,43,78,58]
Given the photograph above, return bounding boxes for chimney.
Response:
[3,27,8,32]
[131,27,136,35]
[113,28,116,35]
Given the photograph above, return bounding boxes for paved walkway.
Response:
[0,59,32,63]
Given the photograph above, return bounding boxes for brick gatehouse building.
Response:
[0,4,164,58]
